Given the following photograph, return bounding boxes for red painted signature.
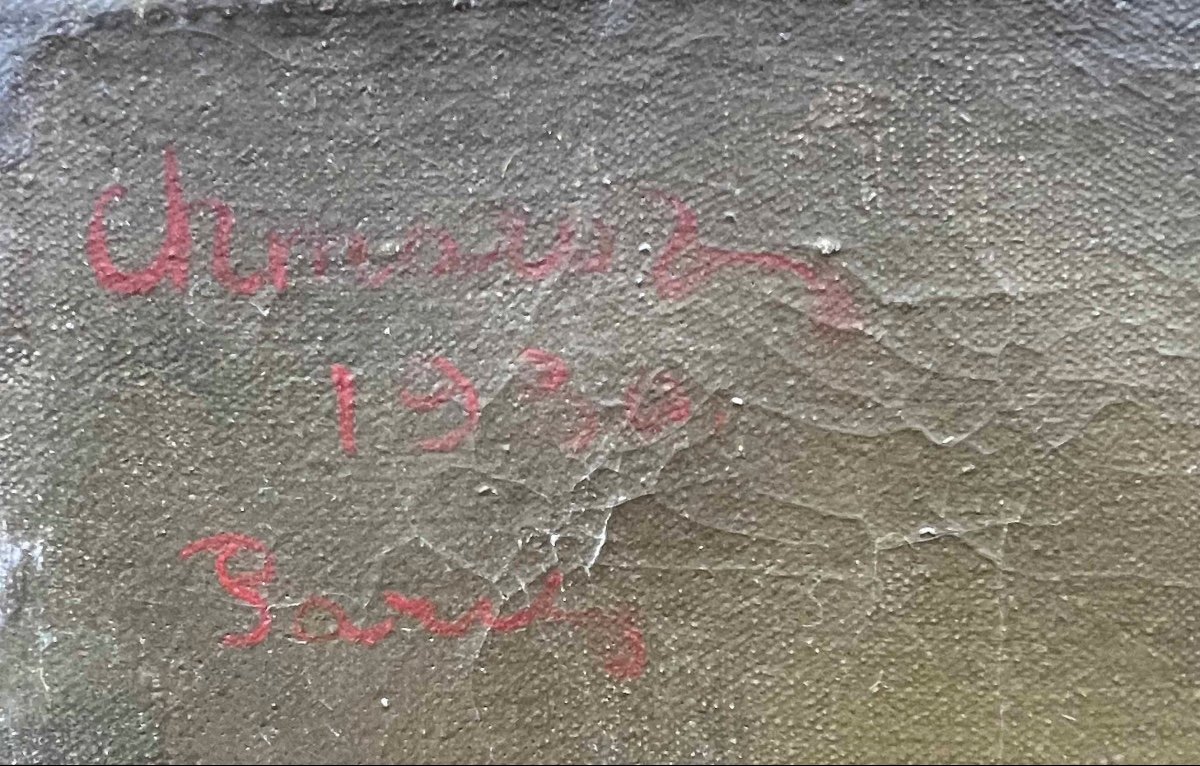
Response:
[86,145,861,329]
[181,533,647,681]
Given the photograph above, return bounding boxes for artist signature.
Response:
[86,145,861,330]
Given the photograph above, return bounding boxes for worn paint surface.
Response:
[3,0,1200,762]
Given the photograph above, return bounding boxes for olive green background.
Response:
[3,0,1200,762]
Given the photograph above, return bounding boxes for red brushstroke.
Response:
[651,194,862,329]
[398,383,454,412]
[382,569,564,637]
[624,369,693,437]
[180,533,276,648]
[506,214,573,281]
[192,196,265,296]
[711,408,730,435]
[380,569,646,680]
[300,575,647,680]
[428,219,514,277]
[551,607,647,681]
[516,348,600,454]
[86,144,192,295]
[345,233,370,274]
[399,356,481,452]
[265,230,295,292]
[310,234,334,278]
[517,348,571,392]
[346,231,422,288]
[561,404,601,454]
[293,596,395,646]
[330,363,358,455]
[576,217,615,273]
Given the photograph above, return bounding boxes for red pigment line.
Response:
[192,198,294,295]
[265,230,295,292]
[198,198,295,295]
[87,144,192,295]
[318,225,472,286]
[345,232,370,269]
[420,212,603,281]
[624,370,693,437]
[398,381,454,412]
[563,395,601,455]
[180,533,276,648]
[429,222,507,276]
[517,348,571,392]
[650,194,863,329]
[651,194,816,300]
[346,231,418,289]
[330,364,358,455]
[377,570,647,680]
[546,606,648,681]
[423,226,463,276]
[292,596,396,646]
[310,233,334,277]
[506,214,573,281]
[382,570,563,637]
[516,348,599,454]
[711,408,730,435]
[192,196,263,296]
[398,356,480,452]
[575,217,614,273]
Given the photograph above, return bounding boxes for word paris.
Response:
[181,533,647,681]
[86,145,860,326]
